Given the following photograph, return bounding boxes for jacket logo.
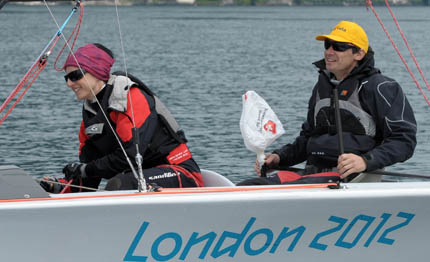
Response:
[264,120,277,134]
[341,90,348,96]
[85,123,104,136]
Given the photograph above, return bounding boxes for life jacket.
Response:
[312,75,376,137]
[110,71,187,145]
[305,70,378,168]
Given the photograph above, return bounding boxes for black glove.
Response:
[63,162,87,181]
[40,177,64,193]
[260,164,268,178]
[148,183,162,192]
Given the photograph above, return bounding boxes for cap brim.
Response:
[315,34,350,43]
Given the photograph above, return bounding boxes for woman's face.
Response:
[64,66,101,101]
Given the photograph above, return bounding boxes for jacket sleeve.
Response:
[273,121,311,167]
[360,78,417,171]
[272,87,318,167]
[84,88,158,179]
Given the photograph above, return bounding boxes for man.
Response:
[41,43,203,192]
[238,20,417,185]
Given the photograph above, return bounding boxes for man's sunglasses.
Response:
[64,69,86,82]
[324,40,359,52]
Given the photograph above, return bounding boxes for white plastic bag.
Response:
[240,90,285,167]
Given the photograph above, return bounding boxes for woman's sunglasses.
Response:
[64,69,86,82]
[324,40,359,52]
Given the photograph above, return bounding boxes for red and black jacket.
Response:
[78,73,202,188]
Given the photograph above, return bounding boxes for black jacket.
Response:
[274,48,417,172]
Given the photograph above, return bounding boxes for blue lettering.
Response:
[124,212,415,261]
[270,226,305,253]
[211,217,256,258]
[364,213,391,247]
[151,232,182,261]
[244,228,273,256]
[180,232,217,260]
[124,221,150,262]
[378,212,415,245]
[309,216,347,251]
[335,214,375,249]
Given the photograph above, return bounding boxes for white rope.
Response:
[42,0,141,187]
[35,178,102,192]
[114,0,146,192]
[114,0,137,128]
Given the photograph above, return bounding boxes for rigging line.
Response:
[0,8,75,115]
[365,0,430,106]
[54,0,84,72]
[60,179,74,194]
[35,178,101,192]
[0,3,79,125]
[114,0,137,128]
[45,0,142,187]
[383,0,430,92]
[0,60,47,124]
[114,0,147,192]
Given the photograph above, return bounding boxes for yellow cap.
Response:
[316,21,369,53]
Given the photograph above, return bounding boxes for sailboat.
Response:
[1,1,430,262]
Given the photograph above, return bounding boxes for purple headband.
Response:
[63,44,115,81]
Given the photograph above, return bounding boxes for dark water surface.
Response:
[1,4,430,183]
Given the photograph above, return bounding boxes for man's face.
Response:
[324,40,365,80]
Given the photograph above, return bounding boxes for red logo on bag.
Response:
[264,120,277,134]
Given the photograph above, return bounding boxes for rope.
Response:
[2,0,144,193]
[60,179,74,194]
[0,1,82,125]
[0,55,48,124]
[54,1,84,72]
[113,0,147,192]
[383,0,430,92]
[114,0,136,128]
[35,178,101,192]
[365,0,430,106]
[45,1,144,189]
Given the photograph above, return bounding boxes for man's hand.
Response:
[63,162,87,181]
[254,154,280,177]
[337,153,367,179]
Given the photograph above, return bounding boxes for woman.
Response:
[41,43,203,192]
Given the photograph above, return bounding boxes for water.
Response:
[1,4,430,184]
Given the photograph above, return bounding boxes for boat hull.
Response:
[0,182,429,262]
